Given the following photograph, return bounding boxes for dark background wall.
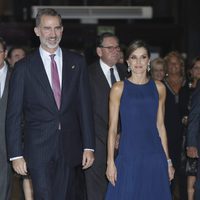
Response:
[0,0,200,65]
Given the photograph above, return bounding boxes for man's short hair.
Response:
[0,37,7,51]
[96,32,119,48]
[35,8,62,27]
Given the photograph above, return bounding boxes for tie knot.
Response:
[110,68,114,73]
[50,54,56,60]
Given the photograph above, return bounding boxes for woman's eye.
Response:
[142,55,147,59]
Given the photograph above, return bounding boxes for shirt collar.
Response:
[39,46,61,59]
[0,62,8,77]
[100,59,117,72]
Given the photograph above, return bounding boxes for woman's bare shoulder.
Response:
[111,81,124,96]
[155,80,165,91]
[154,80,166,98]
[113,81,124,89]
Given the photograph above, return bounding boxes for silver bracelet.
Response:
[167,159,173,166]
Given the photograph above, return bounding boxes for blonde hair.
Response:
[151,57,166,72]
[164,51,185,77]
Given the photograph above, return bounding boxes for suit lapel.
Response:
[60,50,68,110]
[95,62,110,90]
[1,67,11,100]
[31,50,57,111]
[60,49,76,110]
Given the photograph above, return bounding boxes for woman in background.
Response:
[151,57,166,81]
[163,51,188,199]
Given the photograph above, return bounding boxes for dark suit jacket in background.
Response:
[187,81,200,200]
[6,48,95,199]
[0,67,12,200]
[85,60,127,200]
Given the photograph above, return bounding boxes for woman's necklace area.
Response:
[129,77,149,85]
[167,76,183,85]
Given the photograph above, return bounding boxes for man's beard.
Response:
[40,37,62,49]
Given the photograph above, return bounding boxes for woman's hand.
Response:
[106,162,117,186]
[168,165,175,181]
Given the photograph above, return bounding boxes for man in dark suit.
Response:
[6,8,95,200]
[0,37,12,200]
[187,81,200,200]
[85,32,127,200]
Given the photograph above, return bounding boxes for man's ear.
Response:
[96,47,102,57]
[34,27,40,37]
[61,26,64,33]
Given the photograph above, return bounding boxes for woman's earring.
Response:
[128,66,132,72]
[147,63,151,72]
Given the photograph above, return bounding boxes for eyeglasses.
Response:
[99,45,120,52]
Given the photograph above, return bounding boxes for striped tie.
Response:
[50,54,61,109]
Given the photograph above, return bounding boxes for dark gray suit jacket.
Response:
[85,60,127,200]
[0,66,12,200]
[88,61,127,151]
[187,81,200,149]
[187,81,200,198]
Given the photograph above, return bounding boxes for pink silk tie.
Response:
[50,54,61,109]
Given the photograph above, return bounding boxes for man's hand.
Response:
[12,157,28,175]
[187,147,199,158]
[82,150,94,169]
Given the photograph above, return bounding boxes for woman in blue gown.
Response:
[105,40,175,200]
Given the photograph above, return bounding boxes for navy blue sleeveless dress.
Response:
[105,79,172,200]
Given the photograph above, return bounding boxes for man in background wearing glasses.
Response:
[85,32,127,200]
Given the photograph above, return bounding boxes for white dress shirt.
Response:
[0,62,8,98]
[99,59,120,87]
[39,46,62,89]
